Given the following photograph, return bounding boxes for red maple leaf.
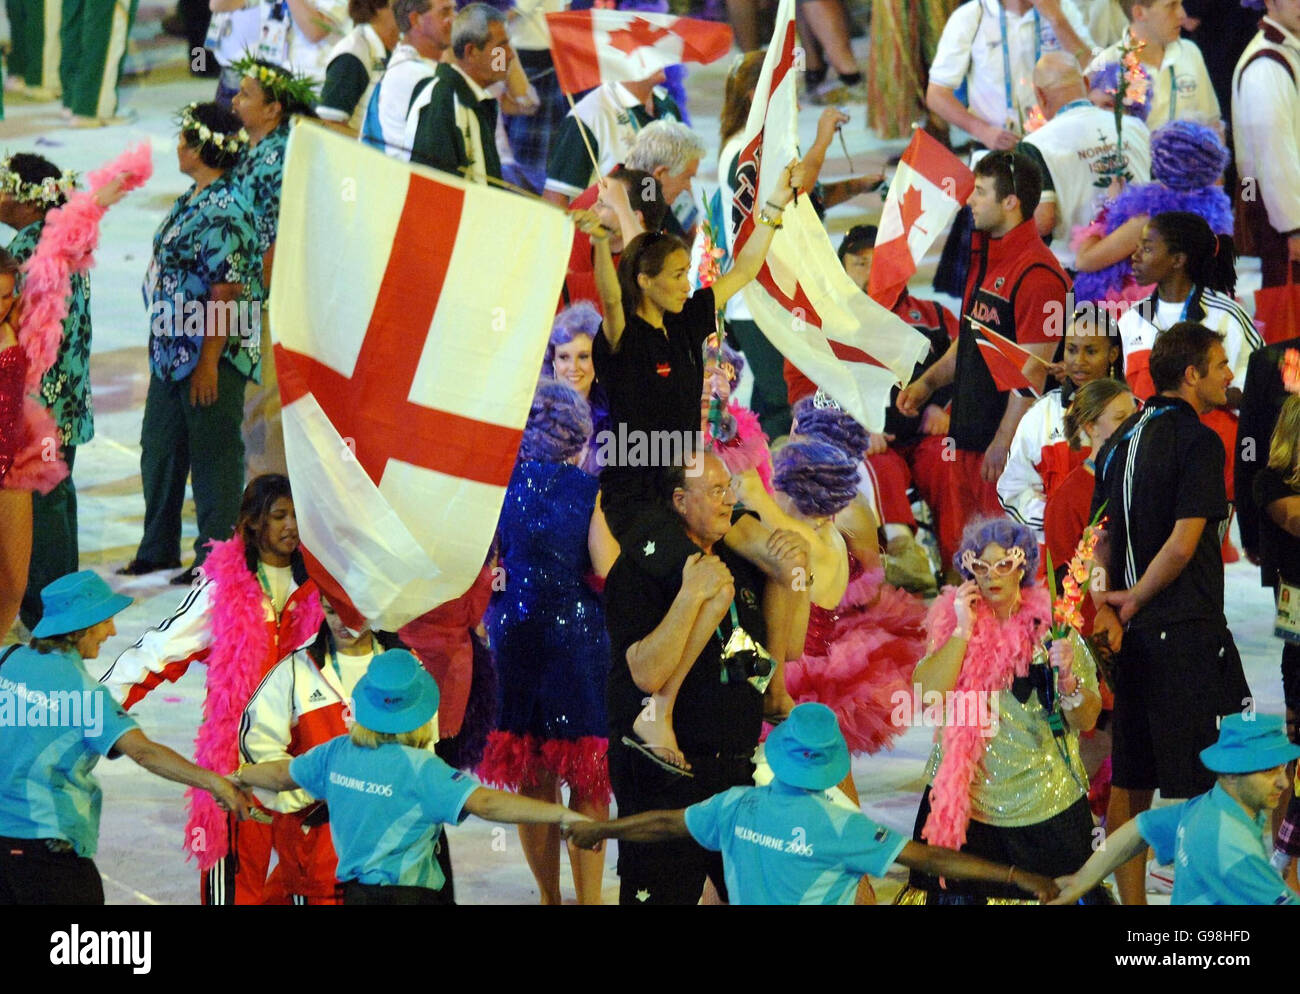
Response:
[608,17,672,55]
[899,184,927,238]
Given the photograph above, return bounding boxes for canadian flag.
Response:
[545,9,733,94]
[868,129,974,310]
[727,0,928,432]
[270,124,572,632]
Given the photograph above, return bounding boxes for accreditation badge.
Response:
[1276,581,1300,645]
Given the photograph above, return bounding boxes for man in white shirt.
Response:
[1023,51,1151,269]
[1232,0,1300,293]
[927,0,1095,152]
[359,0,454,158]
[1087,0,1220,130]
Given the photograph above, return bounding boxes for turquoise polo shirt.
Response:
[683,781,908,905]
[1137,784,1298,905]
[0,645,138,858]
[290,737,480,889]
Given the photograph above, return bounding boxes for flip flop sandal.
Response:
[621,735,694,778]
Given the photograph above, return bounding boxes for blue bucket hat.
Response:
[352,649,440,735]
[31,571,132,638]
[1200,714,1300,775]
[766,703,851,791]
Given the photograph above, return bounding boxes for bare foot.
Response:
[633,704,691,771]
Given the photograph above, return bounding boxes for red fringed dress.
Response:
[784,554,928,754]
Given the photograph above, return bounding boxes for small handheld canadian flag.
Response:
[868,129,974,311]
[545,9,733,94]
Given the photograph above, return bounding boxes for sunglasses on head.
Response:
[960,546,1026,579]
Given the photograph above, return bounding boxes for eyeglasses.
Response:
[960,546,1026,578]
[705,481,738,502]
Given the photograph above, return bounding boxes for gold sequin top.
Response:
[924,632,1098,828]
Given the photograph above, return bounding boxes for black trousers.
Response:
[0,837,104,905]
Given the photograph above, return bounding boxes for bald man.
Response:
[1021,51,1151,271]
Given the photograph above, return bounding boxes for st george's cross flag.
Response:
[726,0,928,432]
[545,9,732,94]
[868,128,974,310]
[270,124,571,632]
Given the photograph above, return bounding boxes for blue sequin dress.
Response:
[479,460,611,802]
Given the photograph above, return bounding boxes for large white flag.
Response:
[270,124,571,631]
[726,0,928,431]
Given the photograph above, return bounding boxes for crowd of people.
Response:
[1,0,1299,908]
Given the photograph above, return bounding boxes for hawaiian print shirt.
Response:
[143,174,264,384]
[227,121,290,256]
[9,221,94,447]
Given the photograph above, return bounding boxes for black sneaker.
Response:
[116,557,181,576]
[170,566,200,586]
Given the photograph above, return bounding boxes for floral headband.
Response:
[0,156,78,206]
[231,55,319,110]
[177,102,249,154]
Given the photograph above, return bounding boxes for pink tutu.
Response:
[785,564,927,754]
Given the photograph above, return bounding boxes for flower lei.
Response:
[0,156,79,206]
[178,102,249,155]
[231,54,319,110]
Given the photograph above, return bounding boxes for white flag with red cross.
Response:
[727,0,929,433]
[545,9,733,94]
[868,128,975,310]
[269,124,571,631]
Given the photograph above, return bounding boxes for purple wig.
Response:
[543,300,603,377]
[519,379,592,464]
[1150,120,1230,192]
[953,516,1039,587]
[790,396,869,461]
[772,440,859,518]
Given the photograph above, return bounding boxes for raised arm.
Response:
[710,160,804,312]
[574,211,624,348]
[1073,214,1146,273]
[913,582,979,696]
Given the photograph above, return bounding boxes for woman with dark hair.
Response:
[997,308,1123,545]
[897,515,1107,905]
[102,473,324,904]
[1073,120,1234,310]
[122,101,263,583]
[542,301,609,476]
[768,438,927,761]
[477,379,618,904]
[1118,209,1261,553]
[316,0,398,133]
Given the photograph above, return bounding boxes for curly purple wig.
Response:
[1150,120,1229,192]
[542,300,603,377]
[772,439,859,518]
[953,516,1039,587]
[790,396,869,460]
[518,379,592,464]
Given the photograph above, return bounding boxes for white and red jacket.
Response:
[997,387,1088,540]
[1118,286,1262,402]
[239,647,352,814]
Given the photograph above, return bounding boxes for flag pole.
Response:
[968,316,1055,369]
[563,90,604,184]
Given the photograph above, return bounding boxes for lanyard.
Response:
[714,602,740,643]
[1099,403,1175,480]
[1058,98,1093,116]
[1167,64,1177,121]
[1000,4,1041,125]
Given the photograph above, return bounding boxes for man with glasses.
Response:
[896,151,1069,576]
[602,449,811,905]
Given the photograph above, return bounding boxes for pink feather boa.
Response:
[711,403,774,494]
[183,535,322,871]
[4,143,152,492]
[920,584,1052,850]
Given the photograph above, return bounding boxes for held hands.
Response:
[1015,869,1061,903]
[210,777,254,821]
[952,580,981,635]
[1048,873,1087,905]
[682,552,735,605]
[565,819,605,851]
